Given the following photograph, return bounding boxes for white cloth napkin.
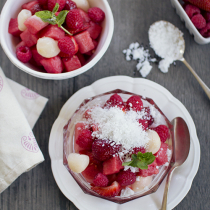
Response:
[0,67,48,193]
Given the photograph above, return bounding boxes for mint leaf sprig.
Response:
[35,3,72,35]
[122,152,155,170]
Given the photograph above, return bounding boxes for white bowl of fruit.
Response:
[0,0,114,80]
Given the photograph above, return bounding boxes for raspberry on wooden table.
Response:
[93,173,109,187]
[91,181,121,197]
[184,4,200,18]
[116,170,136,186]
[48,0,66,11]
[16,46,32,63]
[92,139,121,161]
[64,0,77,10]
[152,125,169,143]
[66,9,84,29]
[88,7,105,23]
[126,95,143,112]
[191,14,206,29]
[76,129,93,150]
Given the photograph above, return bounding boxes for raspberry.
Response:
[155,142,168,166]
[152,125,169,143]
[138,119,149,130]
[200,22,210,37]
[185,4,200,18]
[132,147,146,154]
[16,46,32,63]
[93,173,109,187]
[88,7,105,23]
[48,0,66,12]
[126,95,143,112]
[104,93,125,109]
[116,170,136,186]
[37,0,48,5]
[203,11,210,22]
[191,14,206,29]
[58,36,77,56]
[138,160,159,177]
[142,107,154,126]
[64,0,77,10]
[92,139,121,161]
[76,129,93,150]
[66,9,84,29]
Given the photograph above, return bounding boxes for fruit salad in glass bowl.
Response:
[63,89,173,204]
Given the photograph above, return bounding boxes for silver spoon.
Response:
[149,21,210,99]
[161,117,190,210]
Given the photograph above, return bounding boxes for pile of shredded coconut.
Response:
[89,106,149,154]
[123,21,184,76]
[123,42,156,77]
[149,21,184,73]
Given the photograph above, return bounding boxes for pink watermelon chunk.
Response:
[39,25,65,40]
[24,15,48,34]
[8,18,22,37]
[40,56,63,73]
[74,31,95,54]
[76,52,86,65]
[20,29,39,47]
[103,156,124,175]
[85,40,98,56]
[22,0,42,15]
[82,164,102,183]
[31,46,45,66]
[87,21,102,40]
[16,41,26,49]
[62,55,82,72]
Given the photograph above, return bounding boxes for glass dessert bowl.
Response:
[63,89,173,204]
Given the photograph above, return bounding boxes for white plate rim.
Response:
[49,76,200,210]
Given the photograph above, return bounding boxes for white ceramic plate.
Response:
[49,76,200,210]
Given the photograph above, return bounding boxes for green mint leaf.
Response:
[56,10,69,27]
[122,152,155,170]
[35,11,53,20]
[52,3,59,14]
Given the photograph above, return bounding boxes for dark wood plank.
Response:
[0,0,210,209]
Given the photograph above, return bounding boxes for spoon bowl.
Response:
[161,117,190,210]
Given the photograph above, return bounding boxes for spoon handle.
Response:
[161,166,176,210]
[181,58,210,100]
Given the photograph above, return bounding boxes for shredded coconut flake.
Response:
[90,107,149,153]
[120,187,135,197]
[149,21,184,73]
[123,42,156,77]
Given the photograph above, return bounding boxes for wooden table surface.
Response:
[0,0,209,209]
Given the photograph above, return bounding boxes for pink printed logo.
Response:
[21,132,39,153]
[21,88,39,100]
[0,76,3,92]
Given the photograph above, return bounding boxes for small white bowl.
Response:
[170,0,210,45]
[0,0,114,80]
